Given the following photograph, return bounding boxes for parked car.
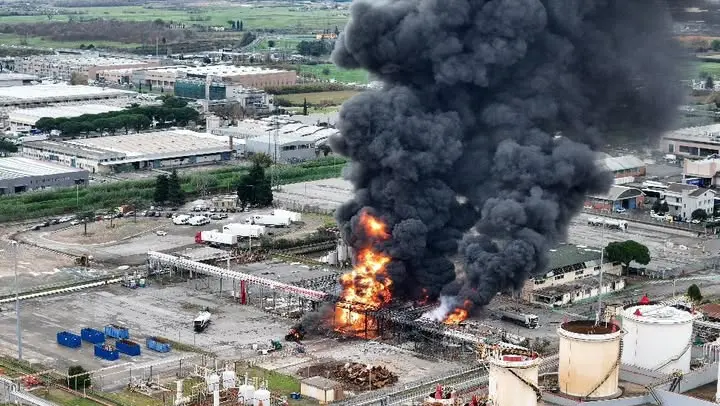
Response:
[165,213,173,218]
[614,208,626,213]
[156,230,168,236]
[124,211,135,217]
[70,220,81,226]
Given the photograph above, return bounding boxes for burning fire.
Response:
[443,300,472,325]
[334,212,393,336]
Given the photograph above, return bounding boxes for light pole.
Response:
[11,241,22,360]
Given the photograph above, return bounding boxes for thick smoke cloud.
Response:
[330,0,682,315]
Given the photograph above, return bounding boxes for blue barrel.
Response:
[146,337,171,353]
[57,331,81,348]
[81,328,105,344]
[104,324,129,340]
[94,344,120,361]
[116,339,141,356]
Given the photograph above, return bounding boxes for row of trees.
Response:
[35,97,199,137]
[154,170,185,206]
[296,39,334,57]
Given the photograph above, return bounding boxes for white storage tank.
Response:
[205,373,220,393]
[337,241,349,262]
[557,320,624,399]
[621,303,697,373]
[253,388,271,406]
[238,374,255,405]
[222,370,237,389]
[488,351,541,406]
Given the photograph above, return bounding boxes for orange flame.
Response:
[334,212,392,337]
[418,288,430,305]
[443,300,472,325]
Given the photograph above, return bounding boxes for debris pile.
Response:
[232,249,269,264]
[334,363,398,390]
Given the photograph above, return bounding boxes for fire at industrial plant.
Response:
[324,0,683,324]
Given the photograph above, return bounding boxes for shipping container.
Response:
[81,328,105,344]
[57,331,82,348]
[245,215,290,227]
[94,344,120,361]
[146,337,171,353]
[222,223,265,238]
[196,230,238,245]
[116,339,141,356]
[104,324,129,340]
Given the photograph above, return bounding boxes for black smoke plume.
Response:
[329,0,682,319]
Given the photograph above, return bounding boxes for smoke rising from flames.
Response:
[329,0,682,323]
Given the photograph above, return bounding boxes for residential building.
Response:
[0,157,88,195]
[662,183,716,220]
[22,130,234,174]
[521,244,625,307]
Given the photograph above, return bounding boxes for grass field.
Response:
[254,35,316,51]
[0,33,134,49]
[281,90,360,106]
[300,63,369,84]
[698,61,720,78]
[41,389,104,406]
[0,6,349,31]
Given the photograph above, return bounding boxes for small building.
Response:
[300,376,344,402]
[598,154,646,184]
[585,185,645,212]
[0,157,88,195]
[0,73,38,87]
[683,155,720,187]
[521,244,624,307]
[212,195,239,210]
[663,183,716,220]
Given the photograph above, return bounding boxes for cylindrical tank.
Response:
[337,241,348,262]
[253,388,271,406]
[558,320,624,399]
[238,373,255,405]
[206,373,220,393]
[222,370,237,389]
[488,354,541,406]
[621,304,696,373]
[327,250,338,265]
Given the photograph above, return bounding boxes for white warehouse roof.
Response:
[599,155,645,172]
[0,84,135,105]
[8,104,124,126]
[0,157,87,180]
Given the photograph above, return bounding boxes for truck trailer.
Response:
[194,311,211,333]
[222,223,266,238]
[196,230,238,246]
[497,310,539,329]
[246,214,290,227]
[272,209,302,222]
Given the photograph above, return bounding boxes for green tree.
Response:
[0,138,18,156]
[604,240,651,273]
[661,201,669,214]
[692,209,709,221]
[236,154,273,209]
[34,117,56,133]
[154,174,169,203]
[267,39,276,48]
[687,284,703,302]
[707,76,715,90]
[303,98,308,116]
[651,200,661,214]
[67,365,91,390]
[161,95,188,109]
[167,169,185,206]
[712,39,720,51]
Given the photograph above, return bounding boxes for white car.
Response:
[691,219,701,224]
[614,208,626,213]
[156,230,168,236]
[70,220,81,226]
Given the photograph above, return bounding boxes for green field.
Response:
[698,61,720,78]
[253,35,316,51]
[0,6,349,31]
[0,33,134,49]
[300,63,369,84]
[282,90,360,106]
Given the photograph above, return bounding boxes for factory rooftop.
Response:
[157,65,291,77]
[598,154,645,172]
[0,73,38,82]
[0,84,135,106]
[546,244,602,272]
[8,104,124,125]
[663,123,720,142]
[19,54,152,67]
[0,157,86,180]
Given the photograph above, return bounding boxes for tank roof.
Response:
[623,304,696,324]
[560,320,619,335]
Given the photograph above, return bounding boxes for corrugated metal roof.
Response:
[587,185,643,201]
[600,155,645,172]
[546,244,602,272]
[0,157,87,180]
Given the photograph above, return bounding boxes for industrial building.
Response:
[585,185,645,212]
[0,84,135,109]
[300,376,344,402]
[521,244,624,306]
[22,130,234,174]
[597,154,646,184]
[661,124,720,158]
[7,104,124,133]
[14,54,160,81]
[0,157,88,195]
[684,155,720,187]
[244,130,337,163]
[0,73,38,87]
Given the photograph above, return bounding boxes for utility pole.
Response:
[12,241,22,360]
[596,223,606,325]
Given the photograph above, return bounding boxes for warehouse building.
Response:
[683,155,720,187]
[123,65,297,90]
[7,104,124,133]
[0,84,135,109]
[584,185,645,212]
[520,244,624,307]
[14,54,159,81]
[0,73,38,87]
[0,157,88,195]
[244,128,338,163]
[660,124,720,158]
[22,130,234,174]
[597,154,646,184]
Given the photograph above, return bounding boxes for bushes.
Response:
[264,83,354,95]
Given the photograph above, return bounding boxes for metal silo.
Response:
[621,303,697,374]
[557,320,624,399]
